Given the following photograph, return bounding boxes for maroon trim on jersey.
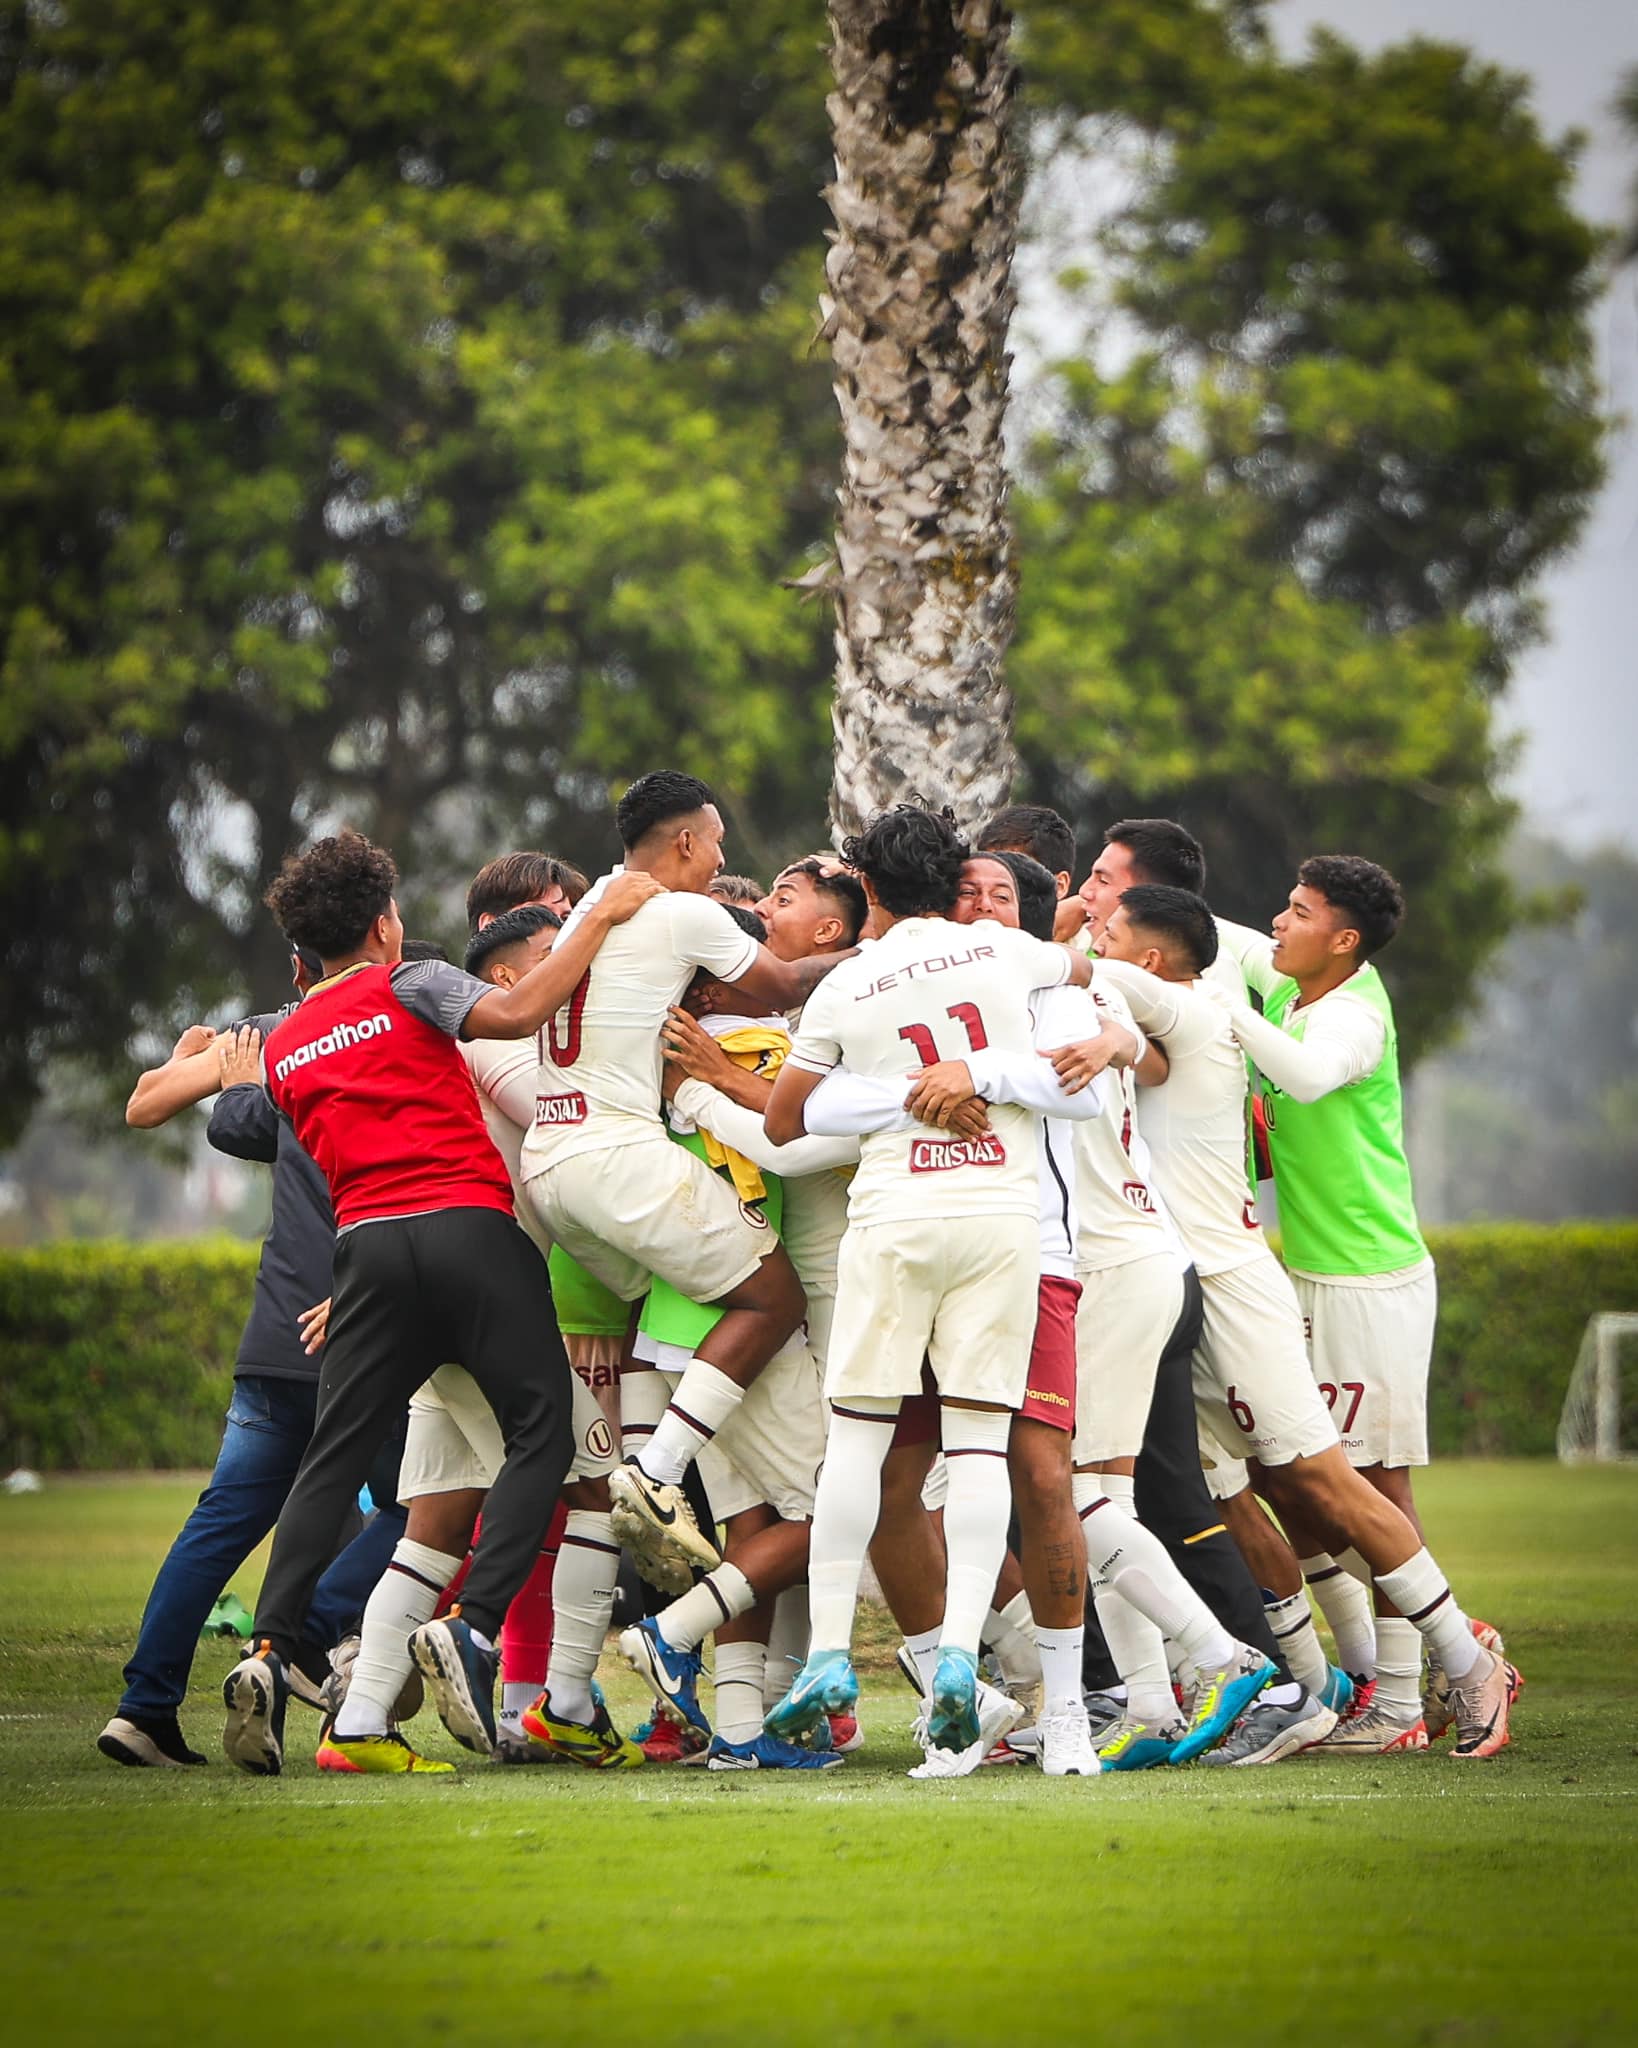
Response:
[264,962,513,1229]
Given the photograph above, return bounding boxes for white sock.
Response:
[1071,1474,1235,1674]
[543,1510,621,1724]
[1301,1551,1378,1680]
[902,1626,942,1699]
[807,1402,898,1650]
[713,1640,768,1746]
[1373,1615,1425,1718]
[656,1562,756,1654]
[1035,1624,1084,1717]
[1372,1548,1482,1680]
[939,1406,1015,1657]
[619,1364,674,1462]
[983,1589,1042,1690]
[764,1585,809,1708]
[1263,1588,1330,1695]
[637,1362,745,1486]
[500,1681,537,1728]
[1092,1588,1175,1722]
[333,1540,461,1740]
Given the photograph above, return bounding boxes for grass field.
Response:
[3,1463,1636,2048]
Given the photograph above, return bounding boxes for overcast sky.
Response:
[1275,0,1638,853]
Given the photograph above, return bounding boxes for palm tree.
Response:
[821,0,1022,839]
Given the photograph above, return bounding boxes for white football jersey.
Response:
[788,915,1070,1227]
[1094,960,1267,1278]
[1065,973,1183,1274]
[518,875,760,1176]
[459,1036,552,1261]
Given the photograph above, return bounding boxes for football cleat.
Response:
[322,1632,424,1726]
[764,1650,858,1743]
[927,1648,981,1753]
[1171,1644,1278,1764]
[492,1726,560,1765]
[1097,1713,1186,1772]
[1448,1648,1519,1761]
[222,1641,290,1776]
[895,1642,926,1697]
[617,1618,710,1737]
[1038,1706,1102,1778]
[316,1723,454,1775]
[1317,1665,1355,1717]
[1426,1633,1522,1742]
[1469,1617,1507,1657]
[632,1710,709,1764]
[707,1731,843,1771]
[1081,1689,1127,1746]
[409,1613,498,1757]
[97,1714,206,1769]
[1201,1691,1337,1767]
[1312,1699,1429,1753]
[825,1711,865,1754]
[608,1462,721,1589]
[520,1683,644,1769]
[1342,1674,1379,1723]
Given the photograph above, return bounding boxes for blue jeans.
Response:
[118,1375,407,1721]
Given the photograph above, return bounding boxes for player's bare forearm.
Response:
[731,944,854,1012]
[763,1063,824,1145]
[125,1043,224,1128]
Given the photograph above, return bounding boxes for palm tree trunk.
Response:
[823,0,1021,842]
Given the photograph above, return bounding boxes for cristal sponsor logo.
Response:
[908,1134,1006,1173]
[855,944,996,1001]
[535,1092,588,1126]
[273,1013,392,1082]
[1121,1179,1157,1214]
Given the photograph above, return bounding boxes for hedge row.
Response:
[1,1226,1635,1469]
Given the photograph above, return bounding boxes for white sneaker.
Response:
[1038,1705,1102,1778]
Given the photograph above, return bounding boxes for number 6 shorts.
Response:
[524,1133,774,1307]
[1291,1261,1435,1470]
[1191,1252,1340,1480]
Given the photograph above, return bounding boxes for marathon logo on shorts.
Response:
[1122,1179,1156,1214]
[272,1014,392,1082]
[908,1134,1007,1173]
[535,1091,588,1127]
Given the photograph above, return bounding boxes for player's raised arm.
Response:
[463,869,663,1038]
[725,940,854,1012]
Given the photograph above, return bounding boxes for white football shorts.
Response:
[1292,1259,1435,1470]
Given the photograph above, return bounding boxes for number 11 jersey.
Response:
[787,915,1071,1228]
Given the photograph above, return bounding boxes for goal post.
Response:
[1557,1313,1638,1464]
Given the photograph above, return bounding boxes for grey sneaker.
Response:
[1201,1690,1337,1766]
[1082,1689,1127,1744]
[1312,1698,1429,1754]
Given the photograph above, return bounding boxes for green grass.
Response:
[3,1463,1636,2047]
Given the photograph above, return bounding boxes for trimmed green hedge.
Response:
[1,1226,1634,1468]
[1423,1223,1638,1457]
[0,1240,257,1470]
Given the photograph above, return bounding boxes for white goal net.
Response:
[1557,1313,1638,1463]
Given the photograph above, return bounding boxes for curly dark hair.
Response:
[615,770,715,850]
[264,831,398,961]
[1297,854,1405,959]
[841,805,968,919]
[1119,884,1220,976]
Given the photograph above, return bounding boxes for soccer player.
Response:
[1096,885,1519,1759]
[519,771,848,1586]
[975,803,1086,942]
[709,874,765,907]
[465,850,587,929]
[1212,855,1502,1748]
[758,806,1095,1753]
[219,830,660,1774]
[1076,817,1261,1000]
[317,903,641,1773]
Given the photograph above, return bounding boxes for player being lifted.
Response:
[519,771,849,1587]
[759,806,1095,1755]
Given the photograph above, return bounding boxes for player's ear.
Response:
[814,914,843,948]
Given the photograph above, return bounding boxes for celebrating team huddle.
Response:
[101,770,1521,1787]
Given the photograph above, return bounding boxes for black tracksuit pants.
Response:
[253,1206,574,1654]
[1082,1266,1291,1689]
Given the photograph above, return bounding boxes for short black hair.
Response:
[291,943,324,980]
[993,851,1058,944]
[1118,884,1220,975]
[615,770,715,850]
[464,903,561,980]
[777,858,868,945]
[1297,854,1404,959]
[1105,818,1207,894]
[465,851,588,930]
[265,830,397,961]
[718,902,767,945]
[841,805,968,920]
[400,939,449,964]
[978,804,1076,882]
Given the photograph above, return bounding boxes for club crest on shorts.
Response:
[739,1199,771,1230]
[535,1091,587,1126]
[908,1134,1006,1173]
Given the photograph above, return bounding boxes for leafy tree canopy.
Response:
[0,0,1609,1132]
